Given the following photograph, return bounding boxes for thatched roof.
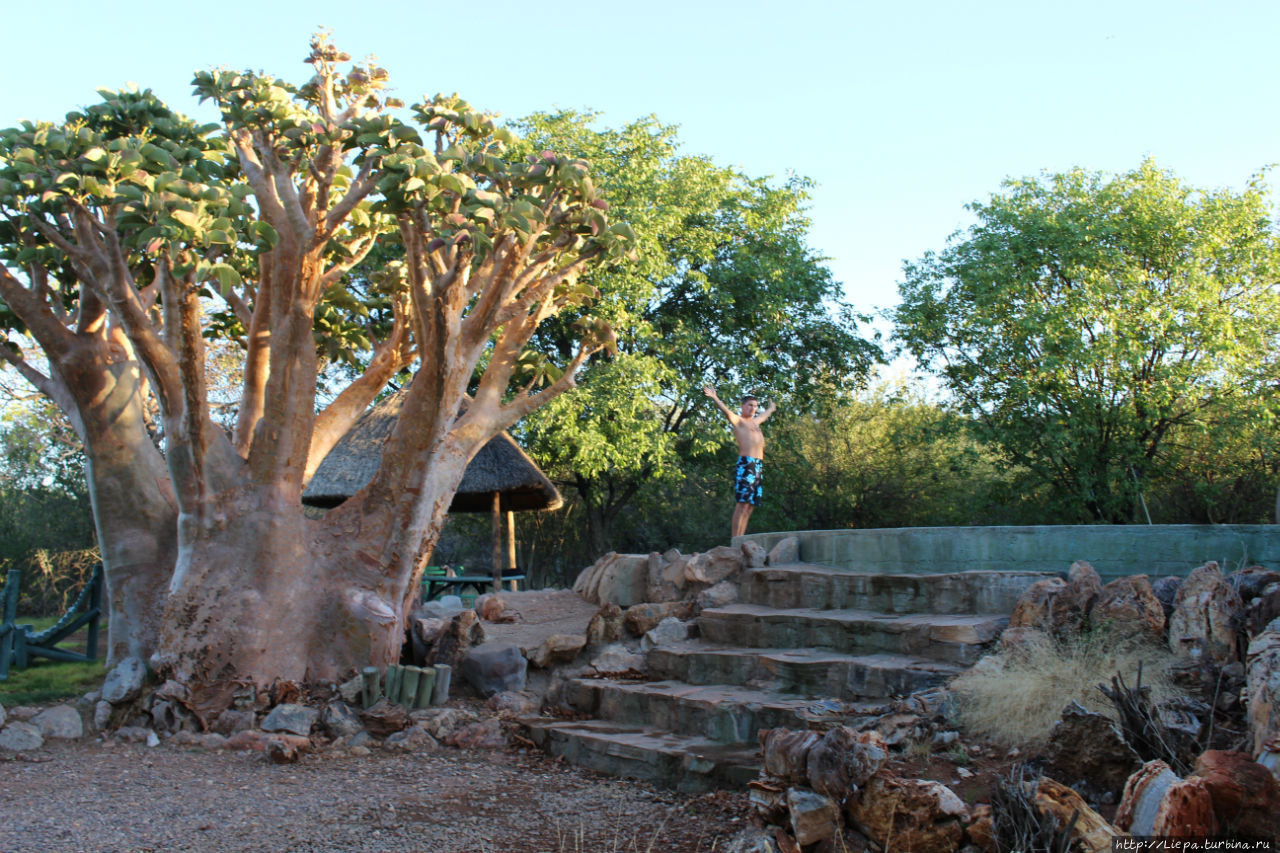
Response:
[302,391,563,513]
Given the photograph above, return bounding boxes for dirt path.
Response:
[0,738,747,853]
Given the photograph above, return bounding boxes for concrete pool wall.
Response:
[736,524,1280,582]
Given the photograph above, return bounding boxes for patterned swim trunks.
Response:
[734,456,763,506]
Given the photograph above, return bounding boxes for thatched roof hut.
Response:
[302,391,562,513]
[302,390,562,587]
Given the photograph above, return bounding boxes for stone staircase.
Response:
[523,561,1050,791]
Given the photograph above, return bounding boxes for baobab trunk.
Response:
[57,348,178,666]
[150,445,471,719]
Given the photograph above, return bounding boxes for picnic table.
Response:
[422,566,525,602]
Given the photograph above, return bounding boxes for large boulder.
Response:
[426,610,485,669]
[1116,760,1181,835]
[1034,777,1121,853]
[1231,567,1280,637]
[646,551,681,603]
[1009,577,1066,631]
[585,604,625,647]
[786,788,840,846]
[623,601,693,636]
[1050,560,1102,638]
[766,537,800,566]
[1246,617,1280,764]
[1092,575,1165,643]
[760,728,823,787]
[684,546,745,586]
[1045,701,1143,795]
[805,727,888,801]
[1169,562,1242,664]
[572,552,650,607]
[845,770,967,853]
[1190,750,1280,841]
[459,642,528,696]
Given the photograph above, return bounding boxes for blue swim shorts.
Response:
[734,456,763,506]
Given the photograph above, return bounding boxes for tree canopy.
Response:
[511,111,881,553]
[894,160,1280,521]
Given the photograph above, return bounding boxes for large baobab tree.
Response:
[0,36,630,717]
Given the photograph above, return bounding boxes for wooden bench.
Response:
[0,564,103,680]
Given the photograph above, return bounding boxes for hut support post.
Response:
[491,491,502,592]
[506,510,517,590]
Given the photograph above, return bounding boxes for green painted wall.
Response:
[737,525,1280,582]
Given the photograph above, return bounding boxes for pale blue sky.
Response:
[4,0,1276,335]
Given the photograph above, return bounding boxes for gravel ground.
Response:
[0,739,749,853]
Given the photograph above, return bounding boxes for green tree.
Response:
[759,382,1015,531]
[0,36,632,715]
[513,112,881,556]
[895,160,1280,522]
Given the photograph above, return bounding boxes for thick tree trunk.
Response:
[150,442,472,719]
[57,347,178,666]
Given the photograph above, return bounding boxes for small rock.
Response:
[337,673,365,705]
[261,703,319,736]
[410,707,479,741]
[741,540,768,568]
[0,721,44,751]
[527,633,586,669]
[384,725,439,752]
[169,731,228,749]
[585,604,625,646]
[267,738,302,763]
[113,726,155,744]
[0,702,6,728]
[641,616,688,651]
[320,700,364,739]
[360,698,410,737]
[590,643,646,674]
[443,717,506,749]
[623,601,692,636]
[697,580,740,609]
[474,593,507,622]
[487,691,539,715]
[787,787,839,846]
[101,657,147,705]
[93,700,112,730]
[31,704,83,740]
[211,709,257,735]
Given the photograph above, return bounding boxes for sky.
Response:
[3,0,1277,346]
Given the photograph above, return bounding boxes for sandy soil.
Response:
[0,737,749,853]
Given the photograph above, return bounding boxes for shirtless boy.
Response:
[704,386,777,538]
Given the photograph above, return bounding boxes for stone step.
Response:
[698,604,1007,664]
[563,678,820,743]
[521,717,760,792]
[740,563,1051,614]
[646,640,964,699]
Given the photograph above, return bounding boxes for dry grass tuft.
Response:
[950,628,1178,748]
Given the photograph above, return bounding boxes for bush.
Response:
[950,628,1178,748]
[0,547,101,618]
